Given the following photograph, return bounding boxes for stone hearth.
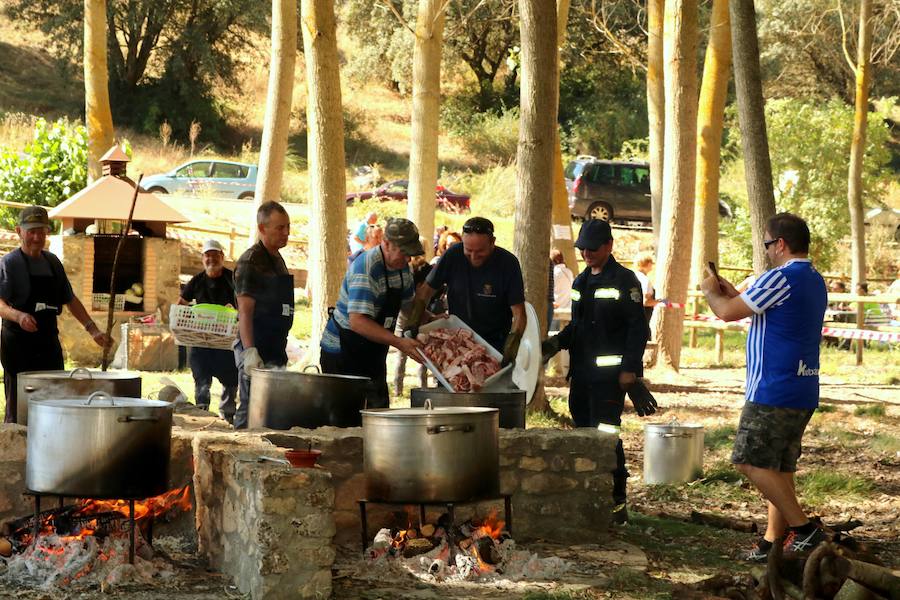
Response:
[0,408,617,599]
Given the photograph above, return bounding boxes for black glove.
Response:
[627,380,658,417]
[541,336,561,364]
[501,329,523,368]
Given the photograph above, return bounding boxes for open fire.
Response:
[0,486,192,590]
[365,509,568,583]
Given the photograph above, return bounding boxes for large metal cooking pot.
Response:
[27,392,173,499]
[643,419,704,484]
[249,366,370,430]
[362,405,499,502]
[410,388,526,429]
[17,368,142,426]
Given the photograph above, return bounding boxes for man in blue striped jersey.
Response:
[320,218,425,409]
[702,213,827,561]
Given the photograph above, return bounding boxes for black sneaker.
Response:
[746,542,770,562]
[784,527,826,554]
[611,503,628,525]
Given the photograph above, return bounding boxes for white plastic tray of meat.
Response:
[417,326,502,392]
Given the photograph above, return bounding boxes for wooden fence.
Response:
[684,290,899,365]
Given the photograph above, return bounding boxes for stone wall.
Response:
[260,426,619,546]
[192,434,334,600]
[0,425,31,522]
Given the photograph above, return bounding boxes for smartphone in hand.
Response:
[708,261,725,292]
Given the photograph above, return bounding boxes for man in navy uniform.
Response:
[542,219,651,523]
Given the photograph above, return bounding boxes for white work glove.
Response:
[241,346,262,371]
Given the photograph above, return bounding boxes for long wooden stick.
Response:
[101,174,142,371]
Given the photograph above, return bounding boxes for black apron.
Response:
[1,250,65,423]
[253,252,294,367]
[331,248,405,409]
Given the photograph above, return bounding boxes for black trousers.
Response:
[1,326,64,423]
[569,377,629,505]
[320,351,389,410]
[188,347,238,410]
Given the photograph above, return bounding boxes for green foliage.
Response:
[0,117,87,228]
[764,98,893,269]
[444,105,520,166]
[797,469,874,505]
[558,60,647,158]
[5,0,268,143]
[452,164,518,217]
[853,403,886,418]
[725,98,893,271]
[704,425,737,450]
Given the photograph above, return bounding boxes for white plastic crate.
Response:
[168,304,238,350]
[92,293,125,311]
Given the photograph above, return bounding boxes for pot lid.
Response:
[19,368,141,381]
[35,393,171,409]
[251,366,371,382]
[513,302,541,405]
[361,406,498,417]
[645,417,703,430]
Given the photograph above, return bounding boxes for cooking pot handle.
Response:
[117,415,160,423]
[658,432,691,438]
[84,391,115,406]
[427,424,474,434]
[24,386,36,393]
[303,364,321,374]
[69,367,93,380]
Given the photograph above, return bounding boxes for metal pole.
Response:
[358,500,368,554]
[128,499,135,564]
[32,494,41,545]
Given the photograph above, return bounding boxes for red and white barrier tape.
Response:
[821,327,900,343]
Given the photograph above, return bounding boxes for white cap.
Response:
[202,239,225,254]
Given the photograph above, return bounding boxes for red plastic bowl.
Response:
[284,449,321,468]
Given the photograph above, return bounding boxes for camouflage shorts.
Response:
[731,402,814,472]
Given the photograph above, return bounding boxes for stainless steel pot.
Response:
[643,419,704,484]
[362,405,499,502]
[248,366,370,430]
[17,368,142,426]
[26,392,173,499]
[410,388,526,429]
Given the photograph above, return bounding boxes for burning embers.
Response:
[365,510,568,583]
[0,486,191,590]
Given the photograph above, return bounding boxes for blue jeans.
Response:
[232,340,250,429]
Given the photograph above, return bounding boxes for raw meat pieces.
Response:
[417,328,501,392]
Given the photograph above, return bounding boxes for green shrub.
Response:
[0,117,87,228]
[451,108,520,166]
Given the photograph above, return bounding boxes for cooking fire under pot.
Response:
[362,404,499,503]
[410,387,526,429]
[248,366,370,430]
[26,391,173,499]
[16,367,142,426]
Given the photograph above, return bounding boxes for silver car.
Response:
[142,160,257,199]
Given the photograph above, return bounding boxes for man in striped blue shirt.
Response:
[702,213,827,561]
[321,218,425,409]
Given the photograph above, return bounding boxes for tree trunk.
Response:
[301,0,347,365]
[253,0,298,243]
[646,0,665,245]
[730,0,776,275]
[514,0,557,334]
[847,0,873,297]
[407,0,446,260]
[515,0,557,415]
[690,0,731,289]
[84,0,115,182]
[651,0,699,372]
[550,0,578,277]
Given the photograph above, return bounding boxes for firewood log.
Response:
[833,556,900,598]
[690,510,759,533]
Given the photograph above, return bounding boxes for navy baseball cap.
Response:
[575,219,613,250]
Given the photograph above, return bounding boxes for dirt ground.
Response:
[1,360,897,599]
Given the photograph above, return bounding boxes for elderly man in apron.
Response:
[320,218,426,409]
[233,201,294,429]
[0,206,111,423]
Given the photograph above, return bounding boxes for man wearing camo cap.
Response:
[320,218,426,408]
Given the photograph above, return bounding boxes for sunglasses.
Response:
[763,238,779,249]
[462,223,493,235]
